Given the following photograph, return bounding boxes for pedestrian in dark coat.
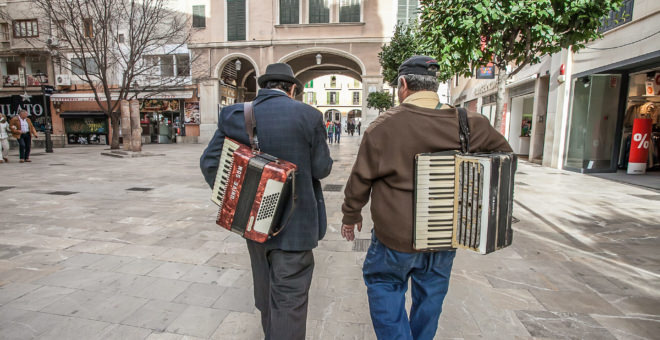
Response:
[200,63,333,340]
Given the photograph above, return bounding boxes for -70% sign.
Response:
[633,132,649,149]
[628,118,652,174]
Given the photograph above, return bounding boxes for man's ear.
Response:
[289,85,297,98]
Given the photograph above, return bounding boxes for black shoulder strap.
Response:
[243,102,259,150]
[457,107,470,154]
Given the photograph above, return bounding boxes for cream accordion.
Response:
[413,151,517,254]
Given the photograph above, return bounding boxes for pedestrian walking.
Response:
[340,56,512,340]
[335,121,342,143]
[0,113,10,163]
[327,120,334,144]
[357,121,361,135]
[9,109,38,163]
[200,62,333,340]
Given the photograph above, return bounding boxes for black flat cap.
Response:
[257,63,303,95]
[398,55,440,77]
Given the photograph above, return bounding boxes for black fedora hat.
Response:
[257,63,303,95]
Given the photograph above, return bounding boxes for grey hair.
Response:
[398,74,439,92]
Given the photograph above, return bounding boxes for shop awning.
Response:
[59,111,108,118]
[51,90,194,102]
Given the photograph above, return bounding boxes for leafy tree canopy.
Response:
[419,0,623,80]
[367,91,394,113]
[379,21,429,86]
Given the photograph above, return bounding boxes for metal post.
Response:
[42,85,54,153]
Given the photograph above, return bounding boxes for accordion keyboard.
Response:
[413,153,457,250]
[211,138,240,207]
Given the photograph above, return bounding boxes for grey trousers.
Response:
[246,241,314,340]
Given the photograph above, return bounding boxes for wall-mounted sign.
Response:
[0,95,49,131]
[141,99,180,111]
[18,67,26,87]
[476,64,495,79]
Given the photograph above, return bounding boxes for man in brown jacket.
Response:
[9,109,38,163]
[341,56,512,340]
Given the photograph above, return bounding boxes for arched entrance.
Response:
[218,56,258,107]
[347,109,362,122]
[324,109,341,122]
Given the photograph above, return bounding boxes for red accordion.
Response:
[210,101,297,243]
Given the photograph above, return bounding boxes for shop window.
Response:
[327,91,338,105]
[352,91,360,105]
[280,0,299,24]
[309,0,329,24]
[192,5,206,28]
[227,0,246,41]
[176,54,190,77]
[397,0,418,24]
[72,57,99,76]
[339,0,360,22]
[83,18,94,38]
[13,19,39,38]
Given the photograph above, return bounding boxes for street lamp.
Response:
[316,53,322,65]
[235,59,241,71]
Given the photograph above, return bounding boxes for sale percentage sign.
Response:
[633,132,650,149]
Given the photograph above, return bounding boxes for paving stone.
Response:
[86,255,136,271]
[0,282,41,305]
[166,305,229,338]
[59,253,106,268]
[591,314,660,340]
[111,244,169,259]
[210,311,263,340]
[65,240,128,254]
[172,282,227,308]
[529,290,622,315]
[147,262,197,280]
[38,316,113,340]
[116,258,165,275]
[5,285,75,311]
[601,294,660,316]
[0,310,68,340]
[515,310,617,340]
[212,287,256,313]
[132,278,191,301]
[97,324,153,340]
[179,265,225,284]
[154,248,218,265]
[122,300,188,332]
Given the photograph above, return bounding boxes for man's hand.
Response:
[341,222,362,241]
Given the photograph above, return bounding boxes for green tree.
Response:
[379,21,427,86]
[419,0,623,130]
[367,91,394,114]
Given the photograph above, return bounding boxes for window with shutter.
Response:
[227,0,246,41]
[280,0,299,24]
[309,0,329,24]
[192,5,206,28]
[397,0,418,24]
[339,0,360,23]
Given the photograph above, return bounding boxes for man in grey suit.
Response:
[201,63,333,339]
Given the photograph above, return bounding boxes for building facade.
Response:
[185,0,408,143]
[449,0,660,177]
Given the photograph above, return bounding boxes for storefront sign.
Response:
[0,95,49,131]
[627,118,652,174]
[184,101,200,124]
[18,67,26,87]
[474,80,497,96]
[142,99,180,111]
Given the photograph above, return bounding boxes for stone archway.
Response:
[216,54,259,105]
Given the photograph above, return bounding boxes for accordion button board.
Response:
[414,151,516,254]
[211,138,296,243]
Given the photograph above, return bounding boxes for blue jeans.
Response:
[327,132,333,143]
[362,232,456,340]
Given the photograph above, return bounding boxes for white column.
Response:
[199,79,219,144]
[362,75,383,127]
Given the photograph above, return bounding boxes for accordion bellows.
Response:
[414,151,517,254]
[211,138,296,243]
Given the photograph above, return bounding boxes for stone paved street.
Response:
[1,135,659,340]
